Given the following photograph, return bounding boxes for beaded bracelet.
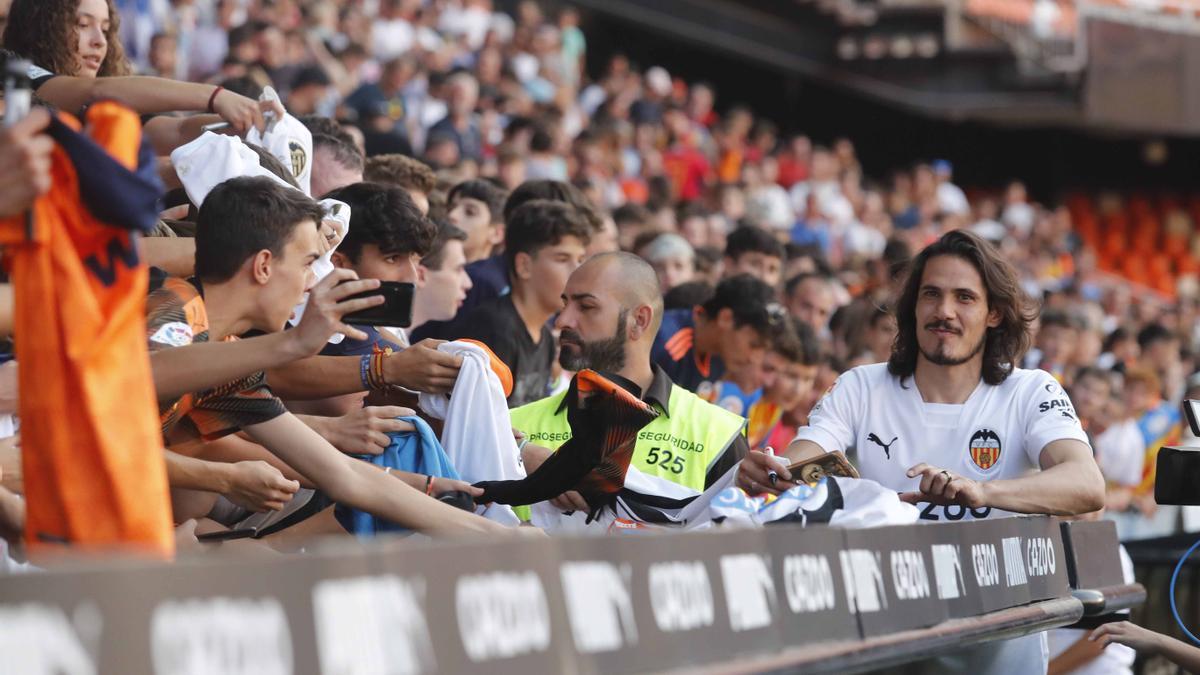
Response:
[371,352,386,389]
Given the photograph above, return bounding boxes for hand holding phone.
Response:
[290,269,385,353]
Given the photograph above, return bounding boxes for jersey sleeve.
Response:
[188,372,287,440]
[792,369,863,453]
[1022,370,1091,465]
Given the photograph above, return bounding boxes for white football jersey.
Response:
[794,363,1090,523]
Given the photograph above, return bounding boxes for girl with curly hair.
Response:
[2,0,278,152]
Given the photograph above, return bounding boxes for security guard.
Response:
[513,253,748,513]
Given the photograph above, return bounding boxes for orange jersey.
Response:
[0,103,173,557]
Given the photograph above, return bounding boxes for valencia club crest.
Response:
[969,429,1002,471]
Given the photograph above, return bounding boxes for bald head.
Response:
[558,252,665,374]
[578,252,664,333]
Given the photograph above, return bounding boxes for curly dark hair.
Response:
[887,229,1037,386]
[4,0,130,78]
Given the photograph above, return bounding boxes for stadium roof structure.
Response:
[571,0,1200,136]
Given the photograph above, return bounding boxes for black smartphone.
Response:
[341,281,415,327]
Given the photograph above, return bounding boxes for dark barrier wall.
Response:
[0,516,1119,674]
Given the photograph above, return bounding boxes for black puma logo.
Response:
[867,433,898,459]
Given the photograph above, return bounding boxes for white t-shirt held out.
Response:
[794,363,1092,522]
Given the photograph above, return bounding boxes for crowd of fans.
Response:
[2,0,1199,671]
[0,3,1199,666]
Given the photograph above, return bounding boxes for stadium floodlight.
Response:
[890,35,915,58]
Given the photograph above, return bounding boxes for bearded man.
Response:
[510,253,751,512]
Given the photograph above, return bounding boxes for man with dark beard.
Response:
[510,253,750,513]
[737,230,1104,675]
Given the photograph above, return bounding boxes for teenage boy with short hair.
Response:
[724,225,785,287]
[651,274,782,400]
[447,179,508,263]
[411,220,473,334]
[317,181,436,359]
[454,200,591,406]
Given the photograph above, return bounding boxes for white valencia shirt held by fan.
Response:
[793,362,1091,523]
[419,341,524,525]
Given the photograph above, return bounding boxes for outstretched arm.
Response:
[38,76,264,131]
[245,413,507,537]
[266,339,463,400]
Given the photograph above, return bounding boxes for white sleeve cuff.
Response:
[791,426,840,455]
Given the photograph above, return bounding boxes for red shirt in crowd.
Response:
[663,143,711,201]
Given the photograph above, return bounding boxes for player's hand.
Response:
[735,450,796,495]
[900,464,987,509]
[224,460,300,512]
[384,339,463,393]
[549,490,589,512]
[0,107,53,218]
[291,268,383,351]
[1089,621,1165,653]
[325,406,415,455]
